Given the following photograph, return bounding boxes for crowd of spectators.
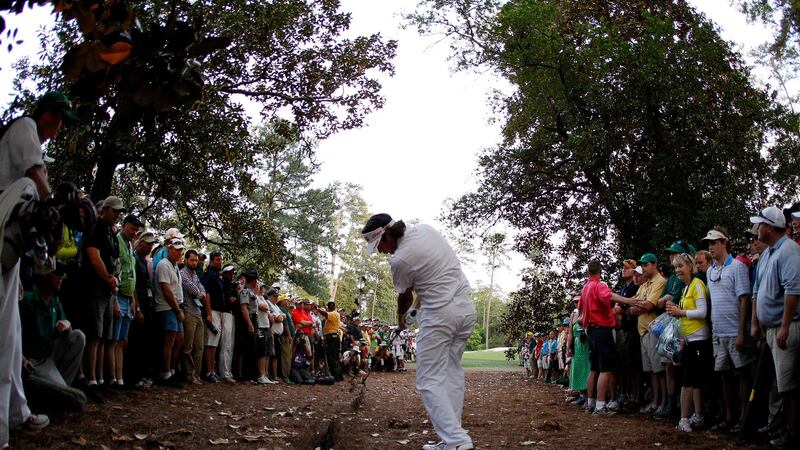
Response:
[12,199,418,431]
[519,206,800,449]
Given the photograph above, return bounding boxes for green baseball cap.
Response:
[637,253,658,264]
[664,240,696,254]
[35,91,77,124]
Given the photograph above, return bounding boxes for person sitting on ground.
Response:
[20,266,87,412]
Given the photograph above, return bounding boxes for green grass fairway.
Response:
[460,348,521,370]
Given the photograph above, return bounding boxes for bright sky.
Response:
[0,0,777,295]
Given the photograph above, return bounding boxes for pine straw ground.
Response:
[11,370,761,449]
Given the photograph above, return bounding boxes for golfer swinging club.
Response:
[362,214,476,450]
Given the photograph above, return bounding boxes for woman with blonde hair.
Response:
[666,253,712,432]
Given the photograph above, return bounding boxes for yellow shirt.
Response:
[636,273,667,336]
[678,277,708,337]
[322,310,341,335]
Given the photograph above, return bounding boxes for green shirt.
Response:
[279,305,295,337]
[117,233,136,297]
[20,287,67,360]
[663,274,685,305]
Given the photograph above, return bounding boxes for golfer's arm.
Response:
[611,293,635,306]
[397,287,413,315]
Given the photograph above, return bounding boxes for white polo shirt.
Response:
[390,224,471,310]
[0,118,44,191]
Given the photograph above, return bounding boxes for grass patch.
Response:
[460,349,520,371]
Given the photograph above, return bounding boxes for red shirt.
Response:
[291,308,313,336]
[579,275,615,328]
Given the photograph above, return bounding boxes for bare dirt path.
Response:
[11,370,759,449]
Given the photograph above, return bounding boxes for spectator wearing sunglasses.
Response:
[702,228,755,432]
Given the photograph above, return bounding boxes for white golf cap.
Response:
[749,206,786,228]
[701,229,728,241]
[792,211,800,219]
[164,227,184,240]
[634,266,643,275]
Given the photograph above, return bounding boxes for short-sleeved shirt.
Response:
[0,117,43,191]
[200,267,227,312]
[390,224,472,310]
[155,258,183,313]
[83,221,120,288]
[279,305,295,336]
[707,254,752,337]
[323,310,341,335]
[636,273,667,336]
[579,276,615,328]
[267,301,284,335]
[291,308,313,336]
[753,235,800,328]
[238,287,260,316]
[116,233,136,297]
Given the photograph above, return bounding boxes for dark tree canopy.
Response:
[409,0,799,276]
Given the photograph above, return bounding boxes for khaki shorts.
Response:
[204,310,223,347]
[640,332,664,373]
[766,322,800,393]
[713,335,757,371]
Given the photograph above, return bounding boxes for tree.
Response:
[478,232,508,348]
[471,282,507,349]
[408,0,799,275]
[499,268,577,358]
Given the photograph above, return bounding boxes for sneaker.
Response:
[446,443,473,450]
[201,373,219,383]
[222,377,236,384]
[639,403,657,415]
[606,400,620,412]
[22,414,49,430]
[570,395,586,406]
[593,406,616,417]
[422,442,446,450]
[584,404,595,414]
[769,432,797,449]
[677,418,693,432]
[264,377,278,384]
[689,413,704,428]
[652,407,669,420]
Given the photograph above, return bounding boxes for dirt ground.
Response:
[10,369,762,449]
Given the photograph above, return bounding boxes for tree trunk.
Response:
[90,154,118,201]
[485,256,496,349]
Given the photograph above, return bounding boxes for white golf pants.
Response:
[416,295,476,447]
[1,261,31,447]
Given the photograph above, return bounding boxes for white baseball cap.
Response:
[749,206,786,229]
[701,229,728,241]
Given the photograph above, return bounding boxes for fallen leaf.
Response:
[113,435,134,442]
[229,424,240,429]
[397,440,410,445]
[371,433,379,437]
[214,400,222,405]
[111,427,120,434]
[209,438,230,445]
[242,435,263,442]
[263,407,275,411]
[520,442,536,446]
[134,433,148,440]
[231,415,245,421]
[100,445,110,450]
[219,411,232,416]
[654,444,662,447]
[422,430,429,435]
[70,436,87,446]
